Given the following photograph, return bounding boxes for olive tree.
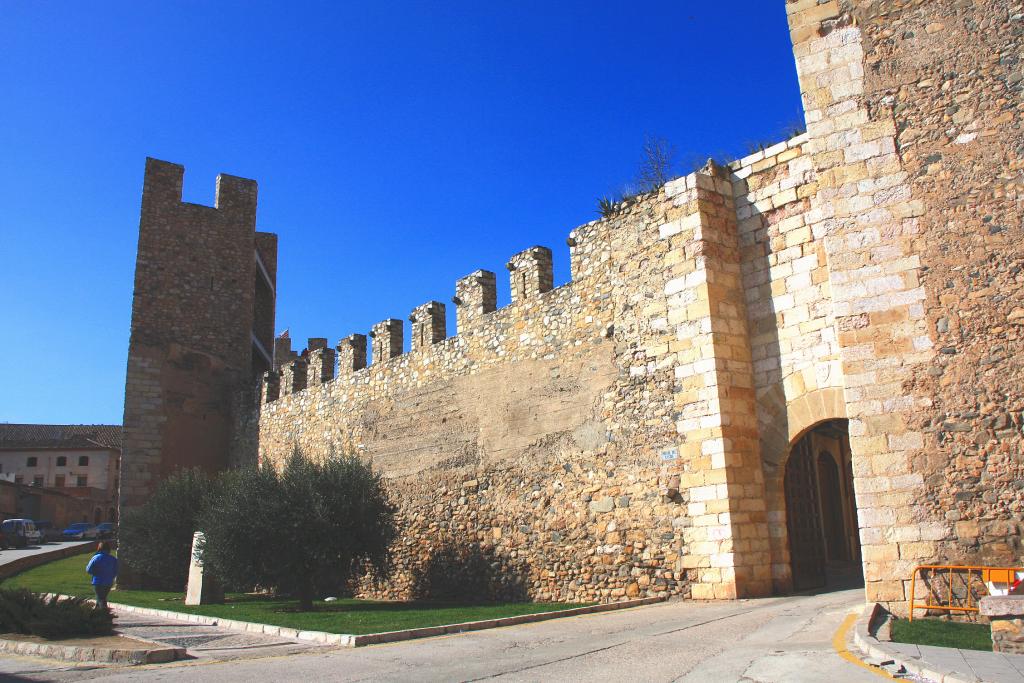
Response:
[197,447,396,609]
[118,468,218,590]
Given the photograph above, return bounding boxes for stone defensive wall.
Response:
[258,135,844,603]
[254,0,1023,609]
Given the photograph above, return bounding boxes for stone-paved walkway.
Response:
[110,610,321,658]
[0,605,326,680]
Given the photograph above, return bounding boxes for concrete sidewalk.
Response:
[110,608,323,660]
[854,605,1024,683]
[0,602,325,678]
[886,642,1024,682]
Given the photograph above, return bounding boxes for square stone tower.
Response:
[120,158,277,510]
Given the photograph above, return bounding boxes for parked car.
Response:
[0,527,15,549]
[62,523,98,541]
[34,521,61,543]
[94,522,116,539]
[1,519,42,547]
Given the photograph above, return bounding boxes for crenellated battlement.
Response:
[453,270,497,333]
[142,157,257,221]
[280,358,308,396]
[506,246,553,304]
[307,339,336,387]
[261,370,280,404]
[273,334,299,371]
[369,319,403,364]
[337,334,367,372]
[261,179,667,400]
[409,301,446,353]
[260,146,824,412]
[264,234,580,397]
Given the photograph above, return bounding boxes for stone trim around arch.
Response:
[758,386,847,467]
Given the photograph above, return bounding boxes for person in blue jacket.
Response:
[85,541,118,609]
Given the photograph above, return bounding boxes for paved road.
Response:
[0,541,91,568]
[0,587,885,682]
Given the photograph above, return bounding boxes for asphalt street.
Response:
[0,541,91,569]
[0,586,884,682]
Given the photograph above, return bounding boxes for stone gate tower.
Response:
[119,158,277,509]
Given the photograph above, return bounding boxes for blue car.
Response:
[62,523,98,540]
[95,522,116,539]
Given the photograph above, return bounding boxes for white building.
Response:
[0,424,120,522]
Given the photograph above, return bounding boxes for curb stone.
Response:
[101,595,667,648]
[851,603,984,683]
[0,634,184,665]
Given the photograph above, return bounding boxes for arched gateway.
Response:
[784,420,862,591]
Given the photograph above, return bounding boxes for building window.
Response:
[26,456,37,467]
[76,475,88,487]
[32,475,44,487]
[78,456,90,466]
[14,475,24,485]
[56,456,67,467]
[55,475,65,488]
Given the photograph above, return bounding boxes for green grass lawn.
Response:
[2,555,587,635]
[891,617,992,652]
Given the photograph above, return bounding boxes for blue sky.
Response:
[0,2,803,425]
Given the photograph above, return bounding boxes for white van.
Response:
[1,519,42,547]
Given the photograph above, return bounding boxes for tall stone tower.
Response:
[120,158,277,510]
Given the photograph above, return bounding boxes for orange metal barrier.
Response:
[908,565,1024,622]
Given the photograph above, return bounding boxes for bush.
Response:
[118,468,218,590]
[0,589,113,639]
[198,447,396,609]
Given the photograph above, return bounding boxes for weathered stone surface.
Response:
[982,596,1024,654]
[185,532,223,606]
[980,595,1024,618]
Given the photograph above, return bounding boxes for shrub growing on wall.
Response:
[198,447,396,610]
[118,468,217,590]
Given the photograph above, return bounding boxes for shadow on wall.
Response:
[410,541,529,603]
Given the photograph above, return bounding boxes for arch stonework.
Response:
[759,387,848,593]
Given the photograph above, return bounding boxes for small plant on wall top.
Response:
[597,196,618,217]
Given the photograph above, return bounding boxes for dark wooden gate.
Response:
[817,452,849,562]
[785,436,826,590]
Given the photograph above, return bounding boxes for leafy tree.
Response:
[118,468,217,590]
[198,447,396,609]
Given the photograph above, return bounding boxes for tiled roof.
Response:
[0,424,122,451]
